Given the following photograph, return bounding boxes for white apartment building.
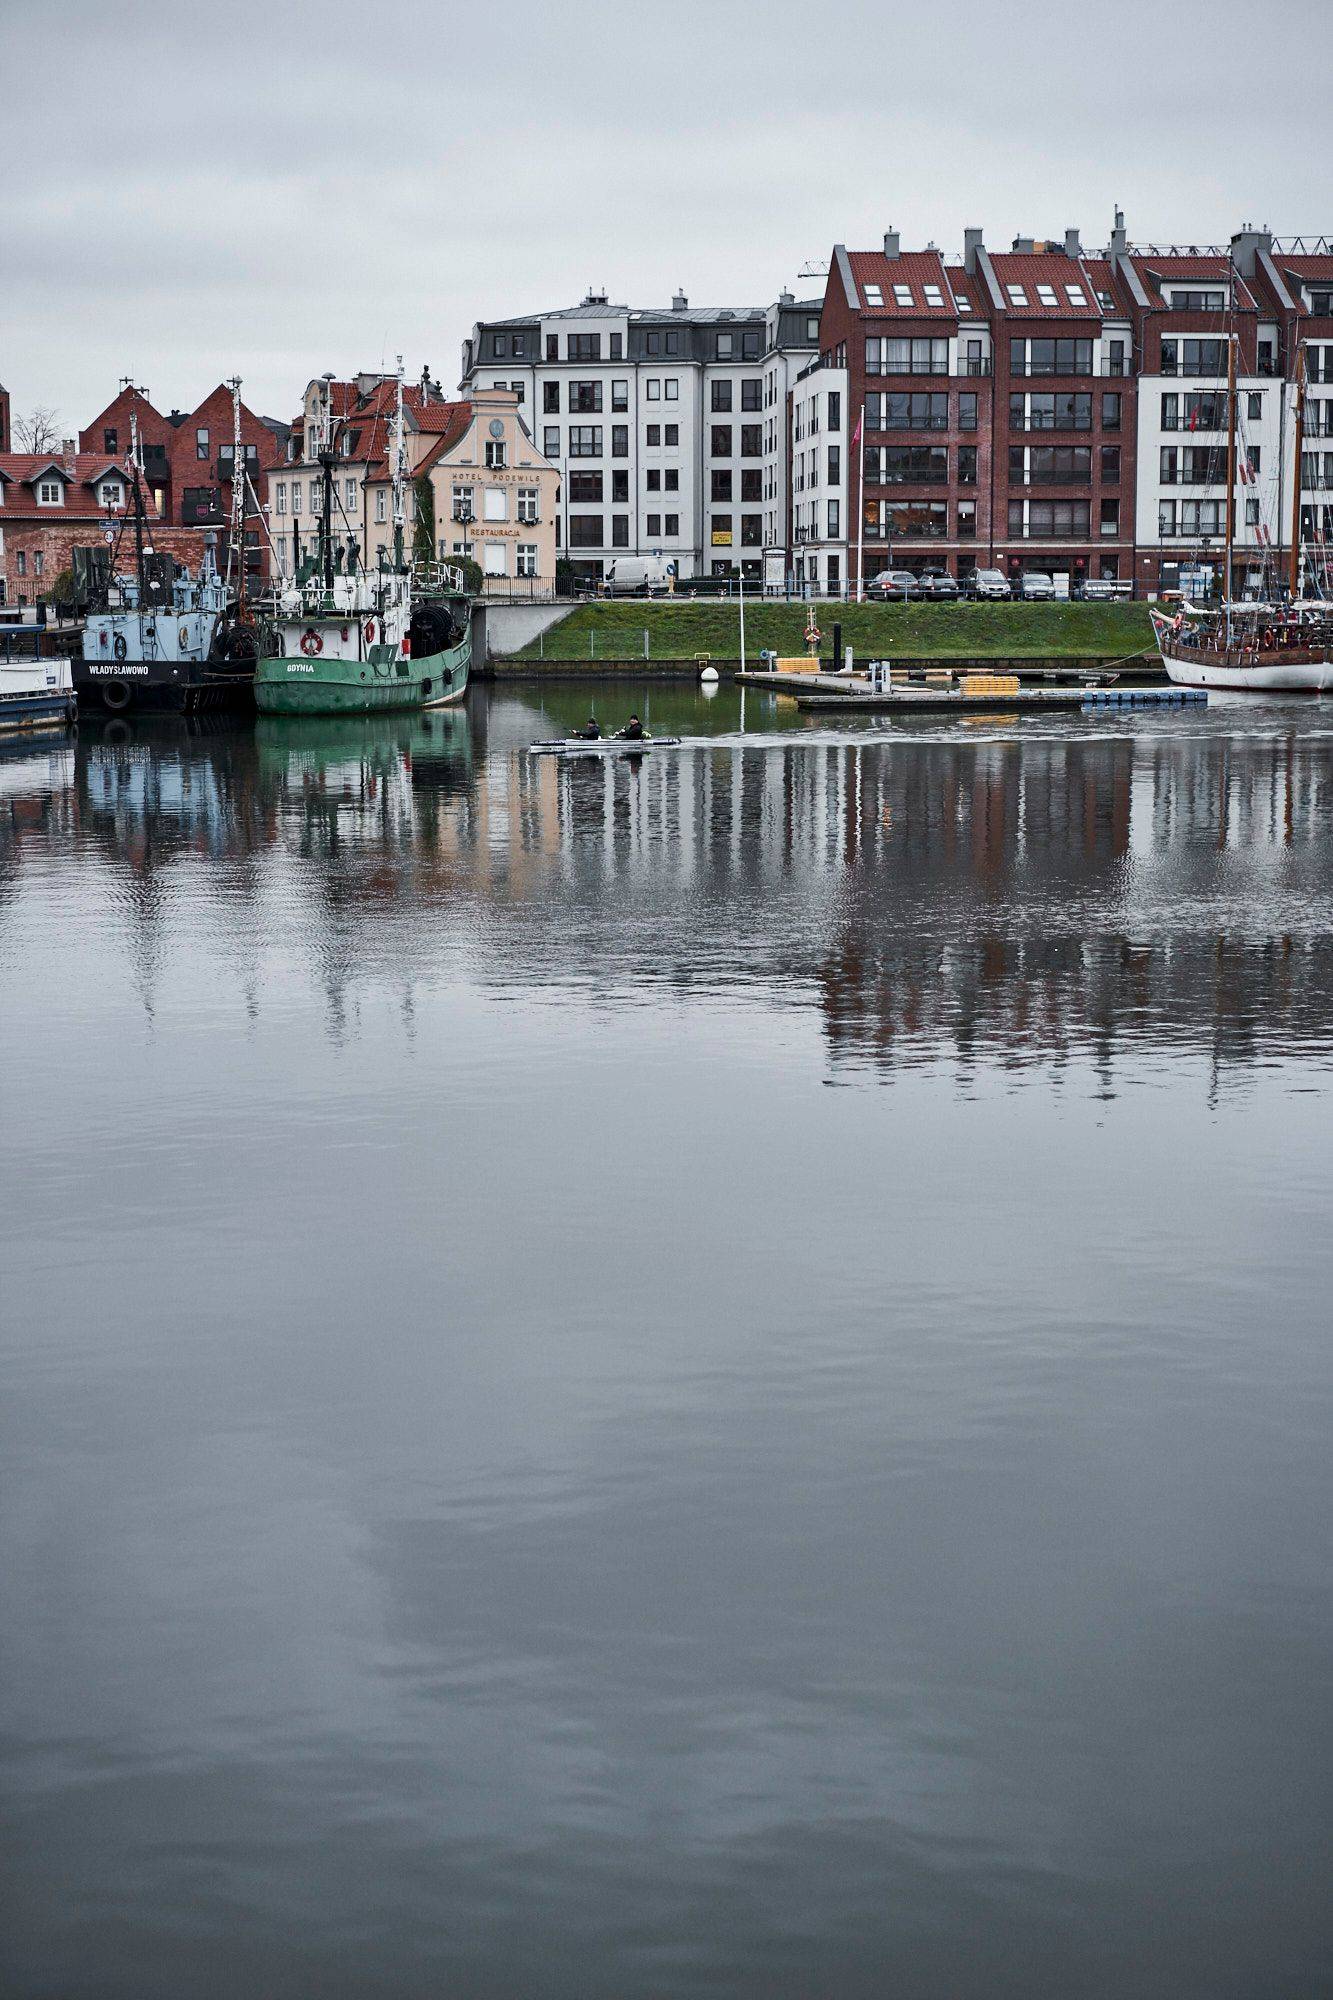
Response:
[789,360,848,594]
[460,289,820,584]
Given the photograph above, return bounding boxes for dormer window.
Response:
[99,480,124,509]
[342,433,351,456]
[37,480,64,505]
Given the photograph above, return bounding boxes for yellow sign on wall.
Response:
[711,529,733,547]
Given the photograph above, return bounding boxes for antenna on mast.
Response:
[228,375,246,616]
[392,354,407,571]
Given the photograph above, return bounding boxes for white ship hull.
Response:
[1161,651,1333,693]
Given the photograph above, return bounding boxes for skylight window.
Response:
[1036,284,1058,307]
[1006,286,1029,306]
[924,285,945,307]
[893,285,913,306]
[862,284,883,306]
[1065,284,1089,306]
[955,293,974,313]
[1096,290,1114,311]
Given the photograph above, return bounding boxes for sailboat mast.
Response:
[321,380,335,593]
[130,412,146,600]
[229,375,246,618]
[1224,255,1237,636]
[392,355,406,572]
[1289,344,1306,601]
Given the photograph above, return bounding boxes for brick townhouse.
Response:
[800,218,1331,596]
[0,444,217,609]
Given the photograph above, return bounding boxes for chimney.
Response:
[779,288,794,306]
[963,227,984,273]
[1230,223,1271,278]
[1110,207,1127,256]
[1064,226,1082,258]
[673,289,688,312]
[883,228,900,259]
[62,438,76,472]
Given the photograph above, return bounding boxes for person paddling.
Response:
[618,714,645,741]
[577,715,601,740]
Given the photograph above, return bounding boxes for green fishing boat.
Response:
[254,363,471,717]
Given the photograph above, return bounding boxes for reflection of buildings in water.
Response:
[6,709,1333,1075]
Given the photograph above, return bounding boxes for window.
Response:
[568,426,601,457]
[646,379,661,401]
[568,515,603,546]
[664,513,679,535]
[1100,498,1120,535]
[612,516,629,547]
[716,332,734,359]
[569,471,602,502]
[958,499,977,538]
[959,392,978,431]
[1104,337,1127,376]
[543,425,560,459]
[485,440,507,468]
[196,426,209,460]
[646,512,661,537]
[1066,285,1089,307]
[1160,338,1225,377]
[740,424,762,457]
[1167,289,1225,312]
[276,480,287,515]
[711,425,732,456]
[645,424,660,446]
[665,424,679,446]
[865,337,949,375]
[37,479,63,505]
[1247,392,1263,422]
[569,333,601,361]
[1036,285,1058,308]
[828,391,841,431]
[827,445,841,484]
[924,285,945,308]
[1010,337,1094,376]
[892,284,913,307]
[711,381,733,412]
[103,427,118,453]
[741,380,763,411]
[863,498,947,539]
[543,383,559,413]
[742,330,761,359]
[517,487,538,523]
[1101,446,1121,483]
[483,486,507,521]
[646,468,661,491]
[15,552,25,576]
[1245,497,1260,526]
[517,543,537,577]
[1006,285,1029,307]
[33,551,44,577]
[610,333,623,360]
[292,481,303,513]
[1011,391,1093,431]
[494,333,509,358]
[610,470,627,503]
[483,542,506,575]
[1011,445,1091,484]
[612,425,628,457]
[98,480,123,508]
[958,445,977,485]
[612,380,628,411]
[546,334,558,361]
[863,284,884,306]
[955,293,974,313]
[663,379,678,401]
[741,469,762,501]
[866,391,948,430]
[869,445,948,485]
[1008,499,1091,537]
[711,469,733,500]
[827,499,840,537]
[373,488,387,523]
[1102,391,1121,431]
[570,381,602,412]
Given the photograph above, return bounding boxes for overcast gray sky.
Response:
[2,0,1325,429]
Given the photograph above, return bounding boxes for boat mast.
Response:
[1289,343,1306,601]
[229,375,246,618]
[130,411,146,602]
[1224,253,1237,642]
[392,354,407,572]
[320,375,335,594]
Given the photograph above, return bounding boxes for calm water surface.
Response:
[2,683,1331,1998]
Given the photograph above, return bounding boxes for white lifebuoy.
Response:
[179,624,189,648]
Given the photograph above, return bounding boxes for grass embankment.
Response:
[511,599,1153,663]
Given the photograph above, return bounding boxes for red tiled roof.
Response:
[0,452,161,516]
[1132,256,1259,309]
[845,249,958,317]
[988,253,1103,318]
[1080,257,1134,316]
[413,399,470,437]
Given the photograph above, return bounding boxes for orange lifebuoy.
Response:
[300,628,323,657]
[1261,628,1276,651]
[364,619,376,645]
[401,637,411,657]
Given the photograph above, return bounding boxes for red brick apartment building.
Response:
[801,220,1332,596]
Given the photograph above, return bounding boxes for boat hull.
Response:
[253,634,470,715]
[1,657,77,735]
[72,657,254,714]
[1161,652,1333,693]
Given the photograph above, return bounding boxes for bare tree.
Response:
[14,406,62,454]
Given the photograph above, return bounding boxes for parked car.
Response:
[868,570,922,601]
[971,569,1012,600]
[918,569,960,601]
[1019,571,1057,601]
[1078,577,1119,601]
[601,556,675,597]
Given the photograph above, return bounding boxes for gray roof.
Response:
[480,299,819,328]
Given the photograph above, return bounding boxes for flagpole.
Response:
[856,402,866,603]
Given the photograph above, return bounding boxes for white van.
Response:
[602,557,674,597]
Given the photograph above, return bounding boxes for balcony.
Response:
[955,357,992,377]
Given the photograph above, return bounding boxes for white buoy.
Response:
[699,665,719,685]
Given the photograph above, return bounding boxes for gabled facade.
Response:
[0,447,214,608]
